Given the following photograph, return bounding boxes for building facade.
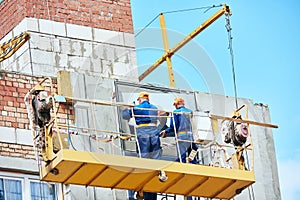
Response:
[0,0,280,199]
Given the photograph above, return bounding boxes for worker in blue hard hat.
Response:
[122,91,161,200]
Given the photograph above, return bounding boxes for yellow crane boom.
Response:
[138,4,231,87]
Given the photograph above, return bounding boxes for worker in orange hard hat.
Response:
[122,91,160,200]
[161,97,197,200]
[161,97,198,163]
[137,91,150,100]
[24,84,53,159]
[173,97,185,106]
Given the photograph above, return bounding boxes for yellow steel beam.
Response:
[159,13,176,88]
[139,4,231,82]
[210,114,279,129]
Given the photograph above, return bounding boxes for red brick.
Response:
[17,118,27,123]
[11,122,18,128]
[18,123,26,129]
[3,86,17,92]
[25,83,32,89]
[2,147,14,152]
[4,106,17,112]
[7,101,13,106]
[9,144,21,149]
[22,145,34,150]
[0,151,10,156]
[17,107,27,113]
[5,121,12,126]
[10,153,24,157]
[1,0,133,39]
[12,92,19,97]
[12,82,19,87]
[0,143,9,148]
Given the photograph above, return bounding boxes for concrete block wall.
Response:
[0,0,133,39]
[0,18,138,81]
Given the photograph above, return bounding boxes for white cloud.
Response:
[278,153,300,200]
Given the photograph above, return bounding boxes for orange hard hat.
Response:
[137,91,150,100]
[30,83,45,94]
[173,97,185,105]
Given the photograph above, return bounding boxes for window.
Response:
[30,181,56,200]
[0,178,22,200]
[0,173,59,200]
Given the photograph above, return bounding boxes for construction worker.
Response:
[24,87,53,158]
[161,97,198,164]
[122,91,161,200]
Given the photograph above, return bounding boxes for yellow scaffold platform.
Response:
[41,149,255,199]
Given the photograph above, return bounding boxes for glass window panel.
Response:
[30,182,55,200]
[3,179,22,200]
[0,179,4,200]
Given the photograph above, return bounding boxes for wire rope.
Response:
[134,14,160,38]
[163,5,222,15]
[225,13,238,109]
[225,12,257,200]
[134,4,222,38]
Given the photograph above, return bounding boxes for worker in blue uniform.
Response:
[122,91,161,200]
[161,97,197,164]
[160,97,197,200]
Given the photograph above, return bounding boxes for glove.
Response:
[122,108,131,121]
[160,130,167,138]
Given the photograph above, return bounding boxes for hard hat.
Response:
[30,83,45,94]
[173,97,185,105]
[137,91,150,100]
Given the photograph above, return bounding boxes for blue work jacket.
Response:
[122,101,158,125]
[165,106,193,136]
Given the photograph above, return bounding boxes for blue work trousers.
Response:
[177,133,196,200]
[136,126,160,200]
[177,133,197,164]
[136,126,161,159]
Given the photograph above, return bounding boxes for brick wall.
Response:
[0,0,133,39]
[0,71,73,159]
[0,142,35,159]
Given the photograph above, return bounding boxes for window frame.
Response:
[0,172,62,200]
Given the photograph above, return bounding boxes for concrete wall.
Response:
[0,17,138,81]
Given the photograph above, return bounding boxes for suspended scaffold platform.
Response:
[40,149,255,199]
[25,72,278,200]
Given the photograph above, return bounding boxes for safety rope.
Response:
[225,12,238,109]
[225,11,256,196]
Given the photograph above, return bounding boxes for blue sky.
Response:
[131,1,300,199]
